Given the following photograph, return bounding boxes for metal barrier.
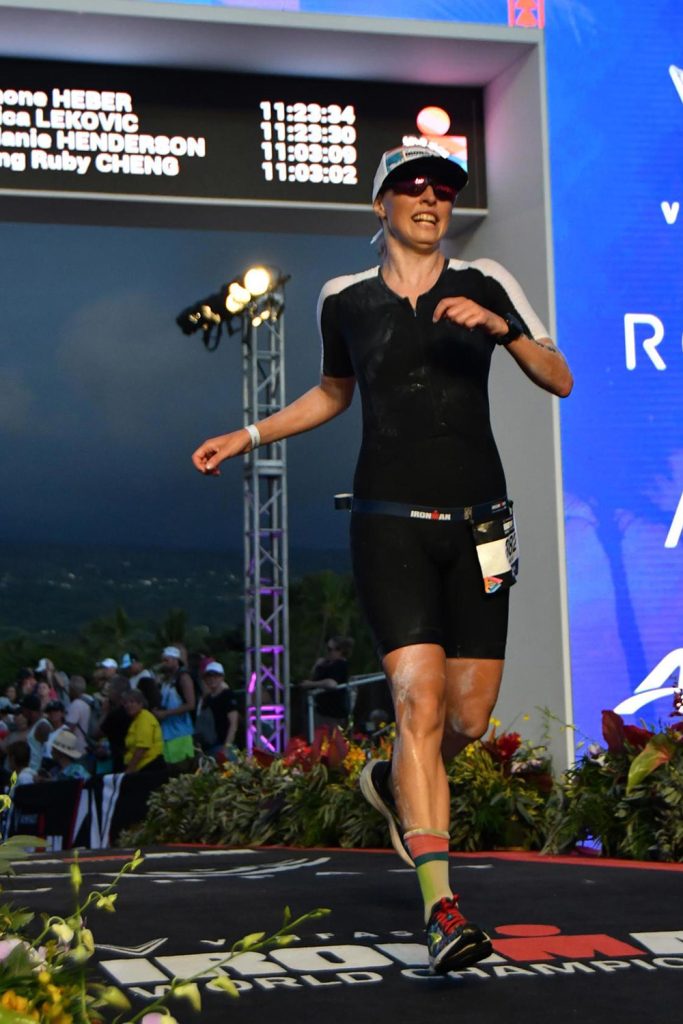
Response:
[304,671,389,742]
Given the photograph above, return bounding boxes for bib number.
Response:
[469,503,519,595]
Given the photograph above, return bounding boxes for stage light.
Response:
[176,267,289,350]
[225,293,244,315]
[228,281,251,305]
[244,265,272,297]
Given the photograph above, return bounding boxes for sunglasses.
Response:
[389,176,458,203]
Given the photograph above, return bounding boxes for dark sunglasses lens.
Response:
[392,178,426,196]
[391,177,456,202]
[434,183,457,202]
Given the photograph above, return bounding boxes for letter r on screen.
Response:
[624,314,666,370]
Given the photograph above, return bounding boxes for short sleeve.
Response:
[317,284,355,378]
[474,258,550,340]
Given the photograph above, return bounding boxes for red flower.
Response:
[283,736,313,769]
[622,725,653,751]
[601,710,625,753]
[253,749,276,768]
[310,726,349,771]
[496,732,522,760]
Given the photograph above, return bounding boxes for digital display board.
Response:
[0,59,486,210]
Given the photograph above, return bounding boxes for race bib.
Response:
[469,504,519,595]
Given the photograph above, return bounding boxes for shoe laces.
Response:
[432,896,467,931]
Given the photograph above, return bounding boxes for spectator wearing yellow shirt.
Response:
[123,691,166,774]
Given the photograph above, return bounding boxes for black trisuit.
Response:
[317,257,549,660]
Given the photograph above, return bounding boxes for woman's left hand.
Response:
[433,296,507,338]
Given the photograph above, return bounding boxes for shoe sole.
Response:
[431,929,493,974]
[359,761,415,868]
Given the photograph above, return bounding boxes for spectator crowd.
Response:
[1,648,241,795]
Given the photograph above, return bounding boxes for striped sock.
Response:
[404,829,452,922]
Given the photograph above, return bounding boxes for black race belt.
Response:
[351,497,510,524]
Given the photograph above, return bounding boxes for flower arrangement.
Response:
[448,719,555,851]
[543,692,683,861]
[123,701,683,862]
[122,719,557,854]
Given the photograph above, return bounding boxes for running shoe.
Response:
[359,759,414,867]
[426,895,492,973]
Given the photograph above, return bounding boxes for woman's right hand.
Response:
[191,429,252,475]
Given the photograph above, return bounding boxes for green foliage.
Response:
[122,714,683,863]
[0,837,43,879]
[448,746,551,851]
[120,759,391,852]
[121,736,555,855]
[626,735,676,793]
[543,738,683,861]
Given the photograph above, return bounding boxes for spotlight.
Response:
[225,294,244,315]
[176,266,290,350]
[228,281,251,305]
[244,266,272,297]
[176,290,227,336]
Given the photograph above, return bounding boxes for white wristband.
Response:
[245,423,261,450]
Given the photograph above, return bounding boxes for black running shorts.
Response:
[350,511,509,661]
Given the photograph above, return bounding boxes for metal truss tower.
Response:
[242,312,290,754]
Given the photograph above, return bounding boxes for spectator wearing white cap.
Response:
[97,658,118,678]
[195,662,239,760]
[154,646,196,772]
[120,652,154,690]
[35,657,69,703]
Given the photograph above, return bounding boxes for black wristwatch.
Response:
[497,312,525,345]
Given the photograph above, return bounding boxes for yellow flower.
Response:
[69,861,82,893]
[99,985,130,1009]
[51,921,74,944]
[81,928,95,955]
[173,981,201,1011]
[94,893,117,912]
[1,989,30,1011]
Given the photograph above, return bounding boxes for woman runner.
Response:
[191,141,573,973]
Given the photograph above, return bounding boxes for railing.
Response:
[304,671,388,742]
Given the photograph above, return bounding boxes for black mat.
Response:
[7,847,683,1024]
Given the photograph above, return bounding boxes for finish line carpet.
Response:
[7,847,683,1024]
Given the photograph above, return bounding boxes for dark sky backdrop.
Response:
[0,219,367,552]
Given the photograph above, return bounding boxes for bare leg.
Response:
[382,643,450,833]
[441,658,504,761]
